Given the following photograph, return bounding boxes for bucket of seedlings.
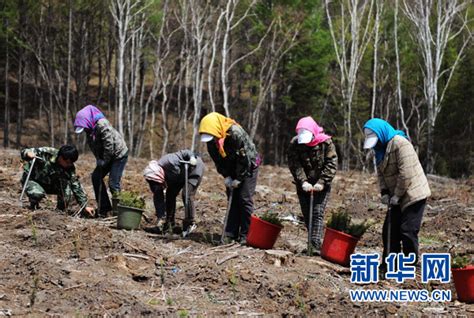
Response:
[451,254,474,303]
[116,191,145,230]
[247,212,284,249]
[321,209,373,266]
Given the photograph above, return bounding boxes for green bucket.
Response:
[117,205,143,230]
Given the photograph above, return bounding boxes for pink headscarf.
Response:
[295,116,331,147]
[143,161,166,185]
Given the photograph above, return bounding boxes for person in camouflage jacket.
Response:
[20,145,94,215]
[199,112,261,244]
[74,105,128,217]
[288,116,338,254]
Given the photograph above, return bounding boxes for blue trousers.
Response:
[92,155,128,215]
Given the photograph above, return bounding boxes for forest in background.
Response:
[0,0,473,177]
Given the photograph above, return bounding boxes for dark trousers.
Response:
[147,180,198,225]
[382,199,426,264]
[225,167,259,240]
[297,186,331,249]
[92,155,128,215]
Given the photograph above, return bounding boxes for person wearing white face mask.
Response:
[363,118,430,265]
[288,116,338,255]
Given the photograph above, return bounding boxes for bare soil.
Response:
[0,148,473,316]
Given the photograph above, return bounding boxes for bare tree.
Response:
[249,18,299,139]
[403,0,472,172]
[370,0,383,118]
[394,0,410,138]
[220,0,257,117]
[3,15,10,148]
[325,0,376,170]
[110,0,147,136]
[64,0,73,144]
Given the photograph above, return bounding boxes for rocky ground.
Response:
[0,148,473,316]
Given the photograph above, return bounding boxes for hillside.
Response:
[0,148,472,316]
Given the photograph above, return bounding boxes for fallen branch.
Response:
[175,246,192,256]
[123,241,158,260]
[64,283,86,291]
[209,242,239,250]
[122,253,150,260]
[216,253,239,265]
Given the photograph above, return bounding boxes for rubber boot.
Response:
[112,198,120,216]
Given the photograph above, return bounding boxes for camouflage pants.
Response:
[24,180,73,210]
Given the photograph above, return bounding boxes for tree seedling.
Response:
[116,191,146,209]
[327,209,373,238]
[28,214,38,246]
[259,212,283,227]
[228,268,238,295]
[29,276,39,308]
[452,255,472,269]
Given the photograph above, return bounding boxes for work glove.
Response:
[96,159,106,168]
[224,177,233,189]
[390,195,400,206]
[302,181,313,192]
[189,156,197,166]
[231,179,241,189]
[313,183,324,192]
[381,194,390,205]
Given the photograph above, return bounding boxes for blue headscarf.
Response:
[363,118,407,164]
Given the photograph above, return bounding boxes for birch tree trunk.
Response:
[110,0,133,136]
[403,0,472,172]
[325,0,376,170]
[250,21,299,139]
[220,0,257,117]
[371,0,383,118]
[3,16,10,148]
[64,0,73,144]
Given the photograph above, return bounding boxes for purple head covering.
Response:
[74,105,105,131]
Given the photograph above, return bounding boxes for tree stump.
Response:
[263,250,294,267]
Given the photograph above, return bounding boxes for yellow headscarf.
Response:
[199,112,236,157]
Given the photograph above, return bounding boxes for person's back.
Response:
[157,149,204,185]
[144,150,203,233]
[206,125,259,180]
[86,118,128,162]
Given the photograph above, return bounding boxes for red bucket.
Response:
[452,265,474,303]
[246,215,283,249]
[321,227,359,267]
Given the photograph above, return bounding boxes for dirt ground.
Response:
[0,148,473,317]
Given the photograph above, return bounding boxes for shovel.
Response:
[19,157,37,207]
[307,189,314,256]
[385,203,392,263]
[221,188,234,244]
[179,160,196,238]
[97,165,103,217]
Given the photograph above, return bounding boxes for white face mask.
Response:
[200,133,214,142]
[363,128,378,149]
[297,129,313,144]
